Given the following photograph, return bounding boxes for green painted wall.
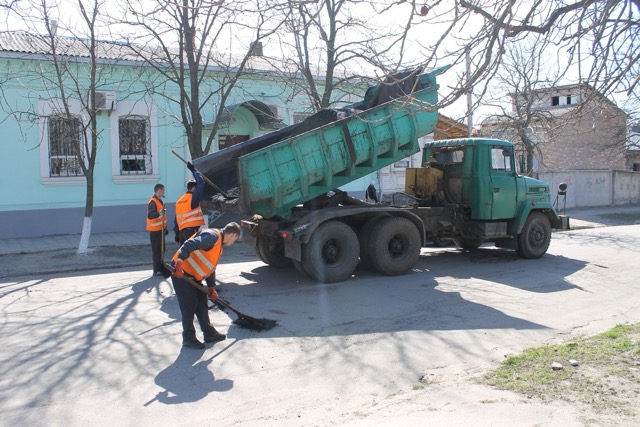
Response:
[0,52,370,238]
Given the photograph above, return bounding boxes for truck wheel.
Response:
[358,217,387,270]
[302,221,360,283]
[256,236,292,268]
[460,238,483,250]
[517,212,551,259]
[368,217,421,276]
[253,241,268,264]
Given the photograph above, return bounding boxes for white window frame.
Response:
[38,98,87,186]
[118,115,152,175]
[110,101,159,184]
[392,158,411,170]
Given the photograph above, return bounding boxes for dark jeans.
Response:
[178,227,200,246]
[149,230,165,272]
[170,274,216,339]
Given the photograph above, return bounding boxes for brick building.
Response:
[481,83,628,173]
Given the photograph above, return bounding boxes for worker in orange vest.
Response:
[174,162,206,245]
[146,183,170,277]
[171,222,241,349]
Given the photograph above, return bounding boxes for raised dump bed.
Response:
[193,66,449,219]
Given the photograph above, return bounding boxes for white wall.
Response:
[539,170,640,209]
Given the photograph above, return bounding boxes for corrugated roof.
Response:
[0,30,142,62]
[0,30,354,79]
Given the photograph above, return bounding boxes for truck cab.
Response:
[409,138,569,255]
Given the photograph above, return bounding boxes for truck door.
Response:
[490,146,517,219]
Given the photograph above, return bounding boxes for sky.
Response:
[1,0,633,124]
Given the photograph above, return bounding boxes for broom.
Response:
[163,262,277,332]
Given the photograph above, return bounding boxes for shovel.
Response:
[158,208,172,278]
[171,150,235,200]
[163,262,277,332]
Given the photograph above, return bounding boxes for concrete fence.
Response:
[539,170,640,209]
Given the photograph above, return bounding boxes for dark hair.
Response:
[186,180,196,190]
[223,222,241,236]
[154,183,165,192]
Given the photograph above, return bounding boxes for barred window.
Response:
[48,115,84,177]
[119,116,152,174]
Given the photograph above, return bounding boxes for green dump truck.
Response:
[194,67,569,283]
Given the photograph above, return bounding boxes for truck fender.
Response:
[511,202,562,234]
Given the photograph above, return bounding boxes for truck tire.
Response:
[517,212,551,259]
[460,238,483,250]
[253,241,268,264]
[358,216,387,271]
[256,236,292,268]
[302,221,360,283]
[368,217,421,276]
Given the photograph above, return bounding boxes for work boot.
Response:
[204,329,226,343]
[182,337,205,349]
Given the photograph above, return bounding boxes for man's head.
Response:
[186,180,196,191]
[370,180,376,186]
[221,222,241,246]
[154,183,165,197]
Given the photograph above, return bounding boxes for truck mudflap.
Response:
[552,214,570,230]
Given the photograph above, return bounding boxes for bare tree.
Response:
[274,0,415,113]
[5,0,121,253]
[394,1,640,116]
[479,39,559,176]
[118,0,286,159]
[481,36,628,174]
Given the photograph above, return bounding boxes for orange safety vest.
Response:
[172,229,223,281]
[146,197,165,231]
[175,192,205,230]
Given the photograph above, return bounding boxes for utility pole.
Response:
[466,48,473,137]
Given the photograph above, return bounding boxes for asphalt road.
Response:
[1,225,639,426]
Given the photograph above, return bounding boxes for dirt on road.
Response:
[0,241,258,280]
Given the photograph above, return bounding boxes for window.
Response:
[491,147,512,172]
[433,149,464,164]
[119,116,151,174]
[219,134,250,149]
[47,115,84,177]
[110,101,159,183]
[393,159,410,170]
[551,94,576,107]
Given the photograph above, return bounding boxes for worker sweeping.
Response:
[170,222,241,349]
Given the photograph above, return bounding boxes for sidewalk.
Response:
[0,231,150,255]
[1,204,639,256]
[561,203,640,229]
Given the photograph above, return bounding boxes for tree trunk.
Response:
[78,171,95,254]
